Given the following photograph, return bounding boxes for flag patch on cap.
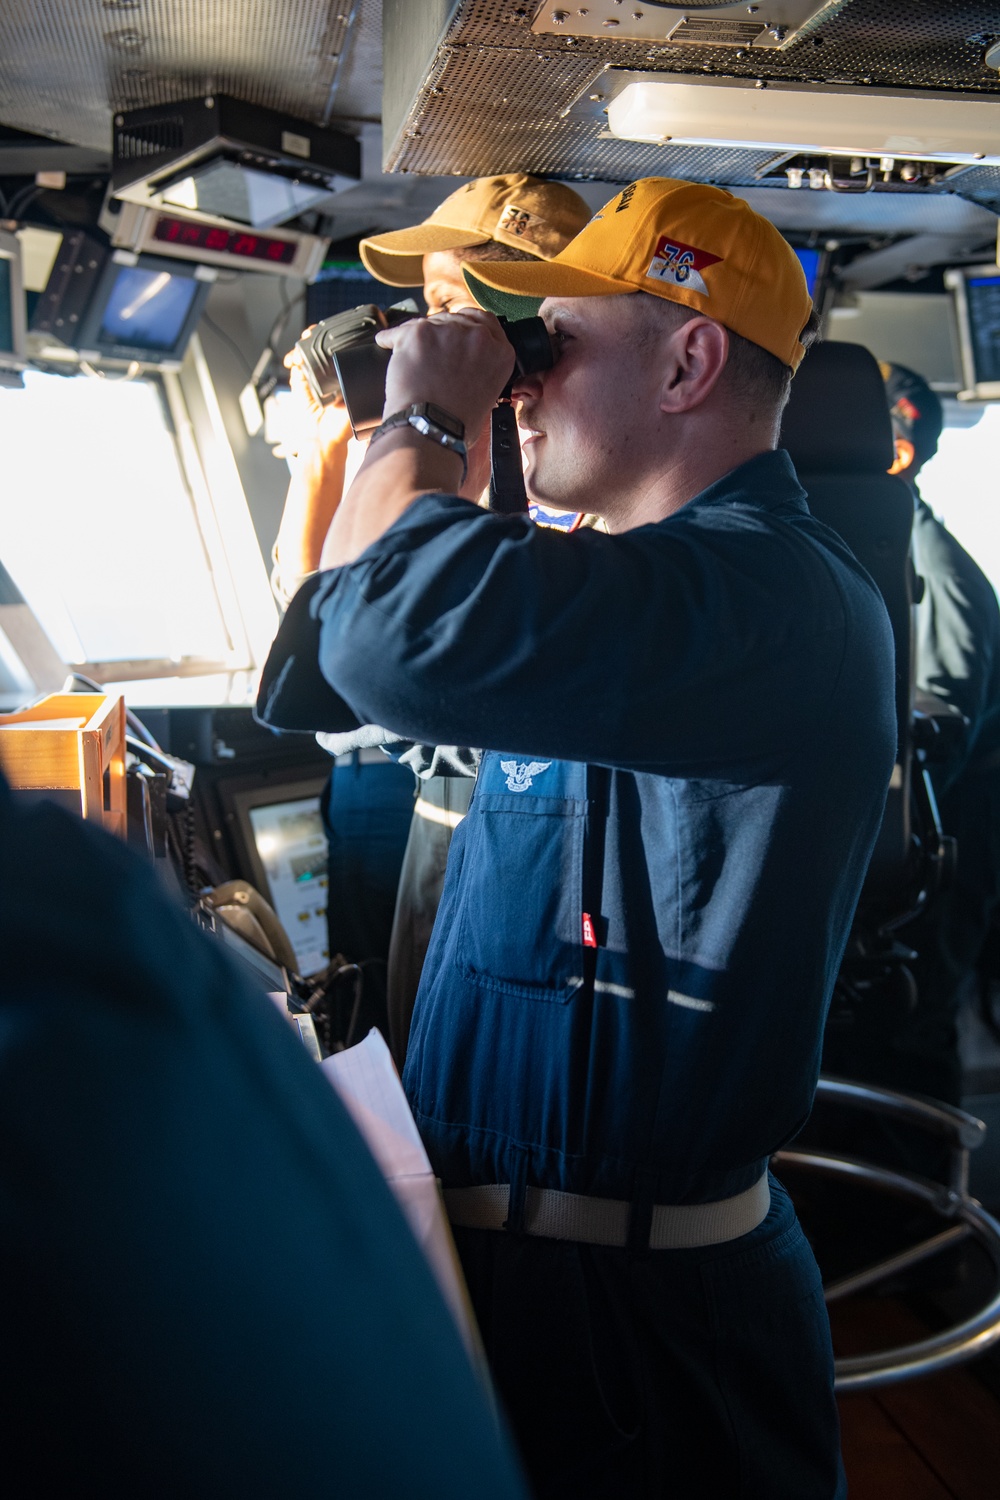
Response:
[892,395,921,423]
[646,236,722,297]
[497,202,546,248]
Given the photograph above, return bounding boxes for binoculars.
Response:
[296,301,555,437]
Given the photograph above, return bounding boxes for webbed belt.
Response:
[443,1173,769,1250]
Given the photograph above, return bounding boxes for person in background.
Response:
[272,174,592,1062]
[272,357,416,1035]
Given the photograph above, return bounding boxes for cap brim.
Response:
[463,261,637,319]
[360,225,493,287]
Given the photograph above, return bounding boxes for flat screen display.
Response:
[794,247,821,300]
[966,274,1000,388]
[97,264,200,352]
[247,795,330,977]
[162,159,333,230]
[0,258,12,356]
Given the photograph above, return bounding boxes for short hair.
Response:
[457,242,539,266]
[638,296,821,430]
[880,362,943,470]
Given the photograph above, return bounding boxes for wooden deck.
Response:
[832,1300,1000,1498]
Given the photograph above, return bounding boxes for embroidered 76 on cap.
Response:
[464,177,814,371]
[358,173,591,288]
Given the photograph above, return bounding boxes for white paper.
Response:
[322,1028,430,1181]
[322,1030,477,1355]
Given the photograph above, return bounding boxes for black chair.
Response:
[781,340,919,918]
[775,343,1000,1391]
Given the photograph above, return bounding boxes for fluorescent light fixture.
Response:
[606,79,1000,166]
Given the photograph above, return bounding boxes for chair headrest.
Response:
[780,340,896,475]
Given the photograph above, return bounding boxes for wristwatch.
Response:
[370,403,468,483]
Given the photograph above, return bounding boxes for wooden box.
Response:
[0,692,127,838]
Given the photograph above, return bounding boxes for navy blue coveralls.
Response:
[259,449,896,1499]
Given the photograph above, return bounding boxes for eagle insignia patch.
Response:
[500,759,552,792]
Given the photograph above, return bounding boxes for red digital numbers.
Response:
[154,216,196,246]
[153,215,296,266]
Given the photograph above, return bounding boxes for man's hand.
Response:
[283,333,353,454]
[319,308,517,570]
[376,308,516,434]
[272,328,357,597]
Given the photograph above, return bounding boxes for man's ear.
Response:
[658,317,729,415]
[888,437,915,476]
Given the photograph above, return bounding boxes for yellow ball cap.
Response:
[358,174,592,287]
[464,178,814,371]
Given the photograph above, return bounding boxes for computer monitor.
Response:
[794,247,822,300]
[227,777,331,978]
[306,260,423,324]
[945,264,1000,400]
[75,251,212,367]
[0,229,27,371]
[160,158,337,231]
[790,244,834,318]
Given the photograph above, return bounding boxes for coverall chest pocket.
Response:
[455,771,587,1004]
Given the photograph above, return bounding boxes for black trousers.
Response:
[456,1175,845,1500]
[320,756,414,1034]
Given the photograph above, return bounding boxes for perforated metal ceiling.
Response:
[0,0,382,152]
[385,0,1000,220]
[444,0,1000,94]
[1,0,999,240]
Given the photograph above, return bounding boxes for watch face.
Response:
[422,403,465,439]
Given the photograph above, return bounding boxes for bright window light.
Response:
[0,370,236,668]
[918,406,1000,598]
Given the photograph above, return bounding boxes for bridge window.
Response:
[0,365,271,703]
[919,404,1000,598]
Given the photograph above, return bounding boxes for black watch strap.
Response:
[370,403,468,484]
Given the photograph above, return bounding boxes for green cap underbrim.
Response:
[462,268,543,321]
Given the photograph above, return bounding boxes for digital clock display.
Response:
[152,215,297,265]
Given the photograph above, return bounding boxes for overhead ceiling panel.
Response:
[383,0,1000,216]
[442,0,1000,93]
[0,0,382,154]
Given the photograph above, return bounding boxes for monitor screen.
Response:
[306,261,420,323]
[794,247,821,300]
[0,231,26,367]
[965,273,1000,388]
[247,795,330,977]
[0,258,12,357]
[162,159,334,230]
[97,264,201,352]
